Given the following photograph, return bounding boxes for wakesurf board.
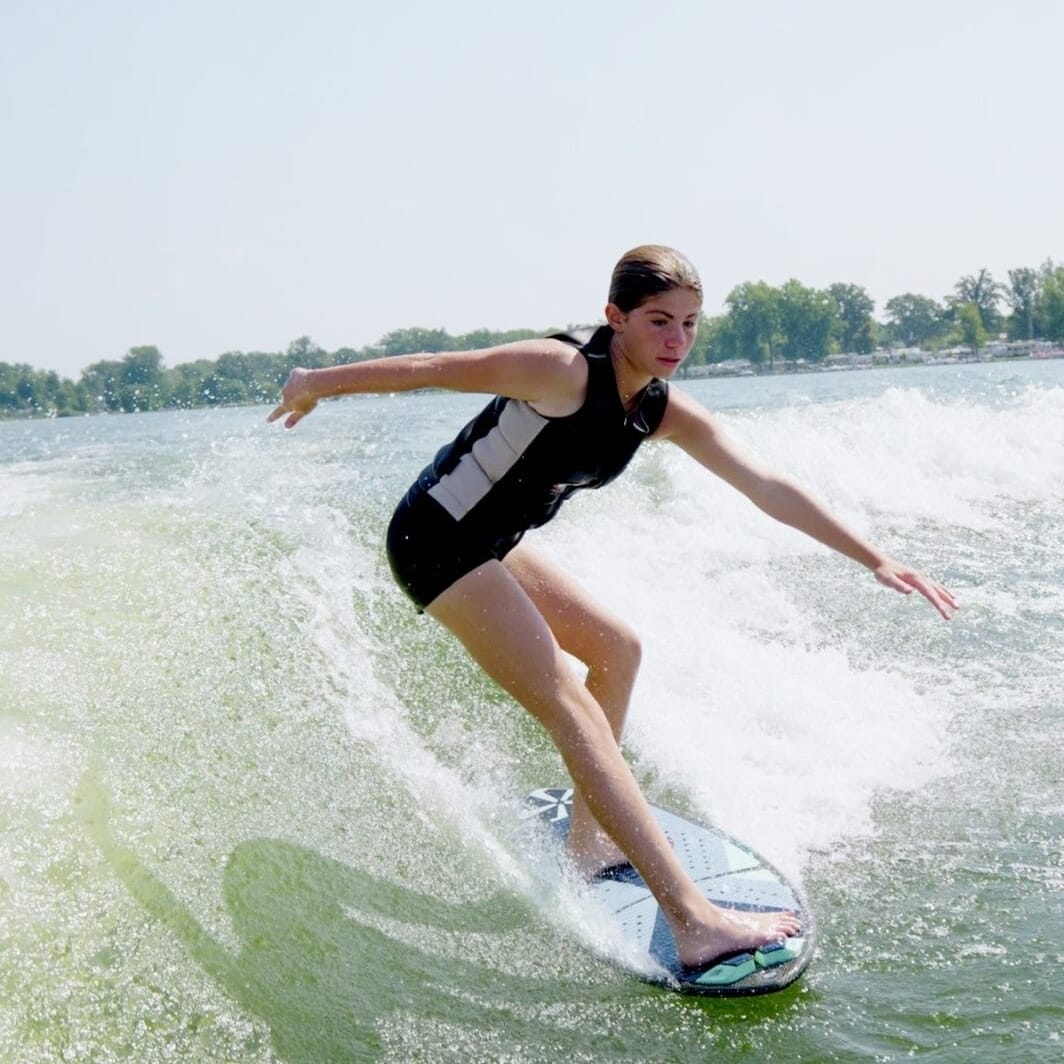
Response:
[524,786,815,996]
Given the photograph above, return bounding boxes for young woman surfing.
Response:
[268,245,957,974]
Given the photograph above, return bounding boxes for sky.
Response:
[2,0,1062,377]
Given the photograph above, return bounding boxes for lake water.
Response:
[1,359,1061,1061]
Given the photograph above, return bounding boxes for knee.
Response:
[594,617,642,679]
[546,676,620,747]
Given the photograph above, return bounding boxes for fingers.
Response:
[876,563,959,620]
[266,403,303,427]
[266,392,315,429]
[901,570,959,620]
[926,582,959,616]
[936,583,960,610]
[267,369,313,427]
[874,566,913,595]
[266,404,309,429]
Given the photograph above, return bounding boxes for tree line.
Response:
[3,261,1062,419]
[697,259,1064,367]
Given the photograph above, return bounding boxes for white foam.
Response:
[722,384,1064,534]
[528,397,980,871]
[268,476,533,889]
[0,467,53,518]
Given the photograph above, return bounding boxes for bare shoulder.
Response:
[487,337,586,376]
[653,386,724,445]
[654,387,773,493]
[434,337,588,413]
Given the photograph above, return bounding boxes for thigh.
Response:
[502,544,640,668]
[425,559,585,722]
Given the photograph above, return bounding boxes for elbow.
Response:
[753,475,801,521]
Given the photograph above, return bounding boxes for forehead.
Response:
[635,288,703,316]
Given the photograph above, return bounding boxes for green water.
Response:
[2,362,1061,1061]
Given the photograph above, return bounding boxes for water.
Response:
[1,360,1061,1062]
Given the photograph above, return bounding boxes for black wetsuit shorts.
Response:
[386,481,522,611]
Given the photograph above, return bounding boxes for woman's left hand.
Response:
[873,559,959,620]
[267,368,318,429]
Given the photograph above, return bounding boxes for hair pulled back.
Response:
[608,245,703,313]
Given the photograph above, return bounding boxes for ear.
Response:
[604,303,627,331]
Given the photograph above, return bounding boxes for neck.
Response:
[608,334,652,410]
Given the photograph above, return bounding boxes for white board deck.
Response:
[524,787,815,996]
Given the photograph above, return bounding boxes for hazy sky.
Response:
[3,1,1061,377]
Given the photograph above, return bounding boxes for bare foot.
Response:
[674,901,802,970]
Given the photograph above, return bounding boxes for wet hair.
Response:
[608,245,703,313]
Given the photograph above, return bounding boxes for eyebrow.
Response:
[645,308,699,319]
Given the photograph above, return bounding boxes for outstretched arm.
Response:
[266,339,587,429]
[657,389,958,619]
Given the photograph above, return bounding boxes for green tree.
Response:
[679,313,737,366]
[0,363,49,414]
[332,347,367,365]
[884,293,946,347]
[723,281,780,366]
[286,336,332,368]
[776,280,837,363]
[80,358,127,412]
[453,328,539,350]
[166,360,215,408]
[120,346,166,411]
[1005,267,1039,340]
[956,302,987,352]
[29,368,81,414]
[0,363,18,412]
[55,374,90,414]
[376,327,453,357]
[953,269,1004,335]
[79,347,166,412]
[828,283,876,354]
[679,313,717,368]
[1037,266,1064,341]
[203,352,252,405]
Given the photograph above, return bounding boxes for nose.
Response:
[665,323,686,348]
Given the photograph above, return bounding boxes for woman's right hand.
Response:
[267,368,318,429]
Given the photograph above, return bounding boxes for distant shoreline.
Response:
[683,343,1064,379]
[3,343,1062,422]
